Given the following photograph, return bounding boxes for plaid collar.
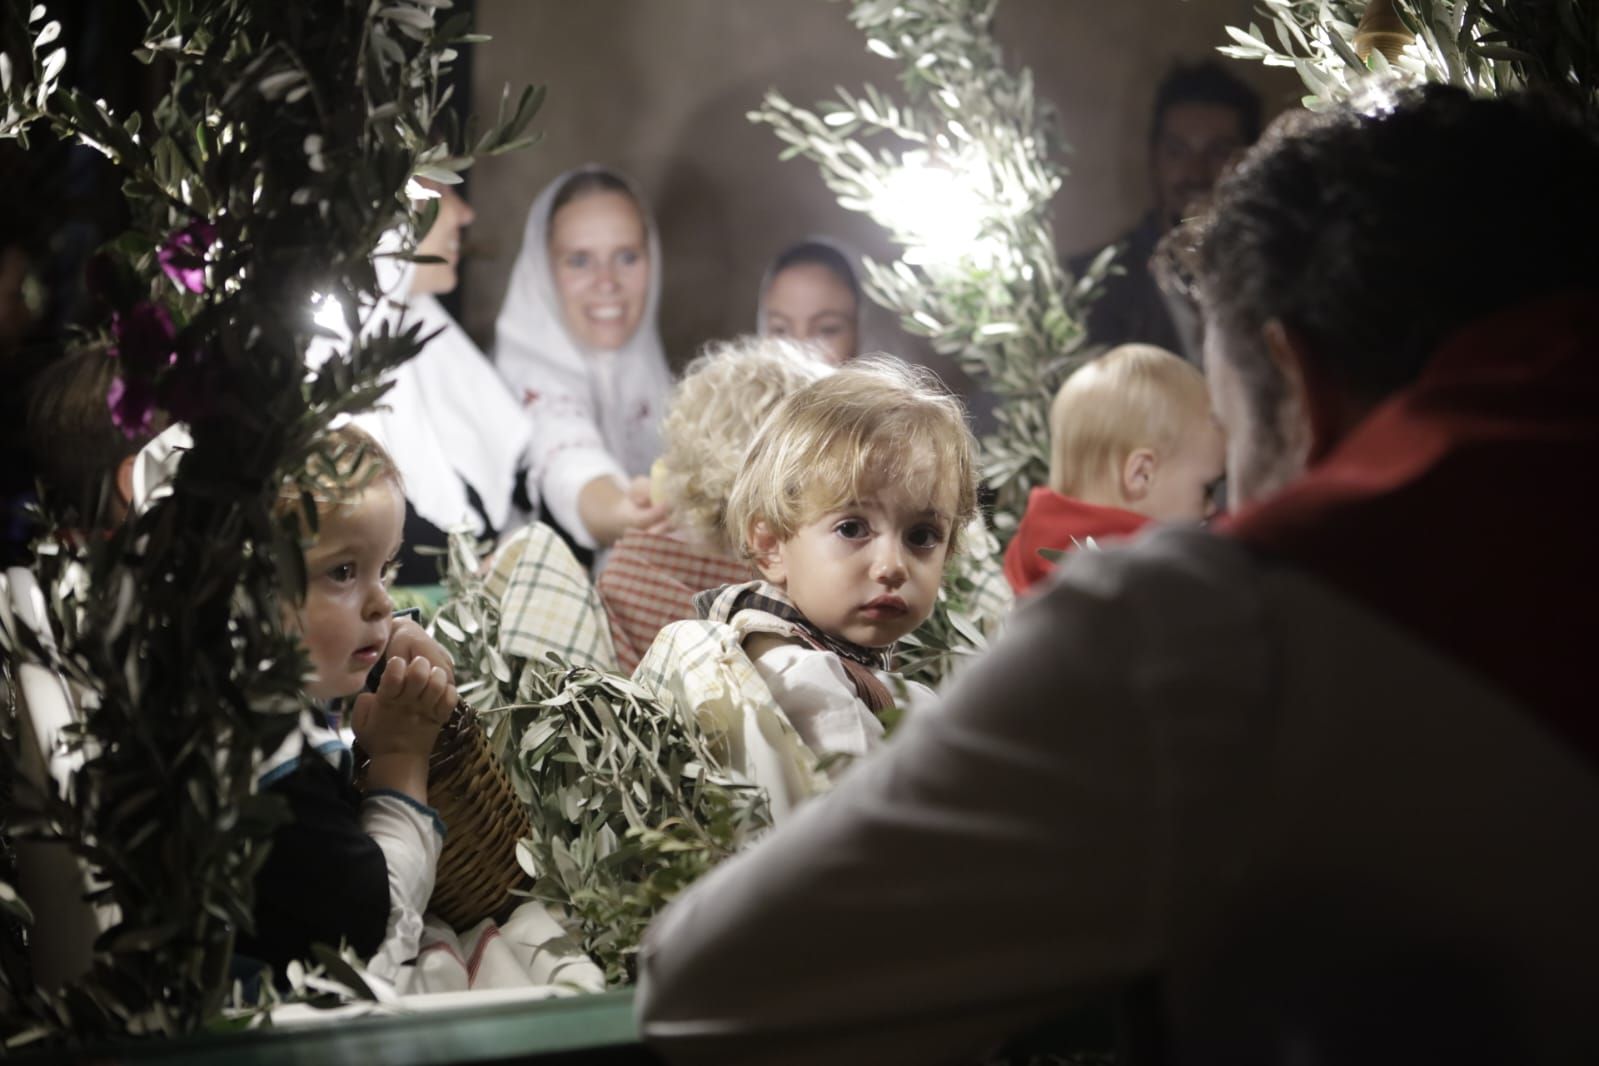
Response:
[693,580,891,671]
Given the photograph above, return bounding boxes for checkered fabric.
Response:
[595,529,754,674]
[632,618,828,822]
[486,523,619,673]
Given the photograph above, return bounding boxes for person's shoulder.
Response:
[1048,525,1258,607]
[1018,526,1269,673]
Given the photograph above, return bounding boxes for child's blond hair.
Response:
[656,336,832,554]
[277,422,402,522]
[1049,344,1213,497]
[725,355,979,558]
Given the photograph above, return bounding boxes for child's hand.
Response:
[352,656,455,758]
[352,656,456,803]
[627,474,655,509]
[384,617,456,685]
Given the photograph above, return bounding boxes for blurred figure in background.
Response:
[757,238,862,366]
[1073,61,1261,363]
[598,335,830,672]
[350,181,538,586]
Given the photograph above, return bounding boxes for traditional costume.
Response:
[694,580,932,768]
[354,290,536,583]
[241,707,443,985]
[304,227,536,583]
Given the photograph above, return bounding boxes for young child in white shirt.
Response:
[240,423,458,985]
[694,355,979,769]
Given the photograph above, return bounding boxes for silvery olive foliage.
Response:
[426,534,770,986]
[0,0,538,1043]
[750,0,1107,541]
[1217,0,1598,116]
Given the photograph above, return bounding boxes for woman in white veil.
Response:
[494,166,673,558]
[350,183,536,583]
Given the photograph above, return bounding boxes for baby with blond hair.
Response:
[1003,343,1225,594]
[698,355,979,766]
[597,335,831,671]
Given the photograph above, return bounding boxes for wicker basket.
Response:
[357,700,532,930]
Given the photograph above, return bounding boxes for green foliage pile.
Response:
[0,0,536,1043]
[428,535,770,985]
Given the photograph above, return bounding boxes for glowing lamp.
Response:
[870,152,1000,269]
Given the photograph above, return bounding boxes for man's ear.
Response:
[1260,319,1344,465]
[748,519,787,586]
[1120,449,1157,503]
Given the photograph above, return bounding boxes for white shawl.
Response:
[493,166,673,549]
[355,290,534,538]
[305,232,535,539]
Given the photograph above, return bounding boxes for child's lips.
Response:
[351,644,383,666]
[860,595,908,618]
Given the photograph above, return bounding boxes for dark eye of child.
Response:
[908,525,944,549]
[836,519,868,539]
[329,562,356,583]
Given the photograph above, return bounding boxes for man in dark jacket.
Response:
[1074,62,1261,362]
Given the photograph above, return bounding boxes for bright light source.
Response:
[869,151,1002,270]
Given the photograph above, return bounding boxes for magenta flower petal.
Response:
[157,221,218,294]
[110,302,178,376]
[107,374,157,439]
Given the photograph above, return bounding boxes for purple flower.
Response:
[108,301,178,377]
[107,373,158,439]
[157,221,218,294]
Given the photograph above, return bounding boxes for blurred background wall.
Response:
[462,0,1301,380]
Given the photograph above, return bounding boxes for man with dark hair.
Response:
[1075,61,1262,361]
[637,87,1599,1065]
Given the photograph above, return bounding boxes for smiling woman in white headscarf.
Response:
[494,166,673,557]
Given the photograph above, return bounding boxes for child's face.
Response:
[1142,414,1227,522]
[299,480,405,701]
[753,481,955,648]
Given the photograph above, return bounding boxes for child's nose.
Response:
[871,542,908,586]
[363,582,394,621]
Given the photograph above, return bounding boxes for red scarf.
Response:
[1224,291,1599,765]
[1003,487,1149,594]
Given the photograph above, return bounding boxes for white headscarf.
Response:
[315,229,535,539]
[493,166,672,549]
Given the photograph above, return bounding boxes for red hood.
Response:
[1224,290,1599,764]
[1004,487,1149,594]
